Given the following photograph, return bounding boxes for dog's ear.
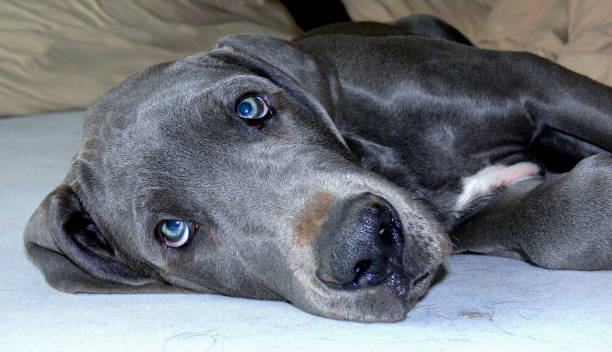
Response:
[24,185,180,293]
[211,34,344,131]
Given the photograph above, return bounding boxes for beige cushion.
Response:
[342,0,612,87]
[0,0,300,116]
[341,0,495,41]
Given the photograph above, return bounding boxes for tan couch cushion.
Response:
[342,0,496,41]
[0,0,300,116]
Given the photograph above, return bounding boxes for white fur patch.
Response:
[454,162,540,211]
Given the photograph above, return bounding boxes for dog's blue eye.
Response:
[159,220,190,248]
[236,96,269,119]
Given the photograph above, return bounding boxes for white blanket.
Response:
[2,111,611,351]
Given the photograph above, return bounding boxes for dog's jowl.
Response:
[24,15,612,322]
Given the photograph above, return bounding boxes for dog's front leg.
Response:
[452,153,612,270]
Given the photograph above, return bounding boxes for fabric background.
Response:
[0,0,300,116]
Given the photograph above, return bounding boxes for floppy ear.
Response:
[24,185,183,293]
[210,34,345,137]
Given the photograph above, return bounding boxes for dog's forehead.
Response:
[85,55,247,131]
[80,54,279,163]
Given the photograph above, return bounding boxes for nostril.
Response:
[379,226,393,247]
[344,216,405,289]
[349,258,387,289]
[347,206,405,289]
[350,260,372,288]
[353,260,372,276]
[378,218,404,260]
[378,224,395,248]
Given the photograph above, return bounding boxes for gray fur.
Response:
[24,15,612,322]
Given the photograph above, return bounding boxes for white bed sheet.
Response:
[2,111,610,351]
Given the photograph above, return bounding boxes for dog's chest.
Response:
[453,162,540,212]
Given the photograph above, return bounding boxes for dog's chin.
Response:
[289,258,439,322]
[298,270,437,322]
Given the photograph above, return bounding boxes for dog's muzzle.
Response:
[315,193,428,292]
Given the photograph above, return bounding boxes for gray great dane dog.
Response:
[25,15,612,322]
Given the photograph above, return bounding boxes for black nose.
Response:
[315,193,405,289]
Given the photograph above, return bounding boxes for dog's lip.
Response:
[385,264,431,293]
[385,270,410,296]
[385,269,433,302]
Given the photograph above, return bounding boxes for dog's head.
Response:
[24,34,450,322]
